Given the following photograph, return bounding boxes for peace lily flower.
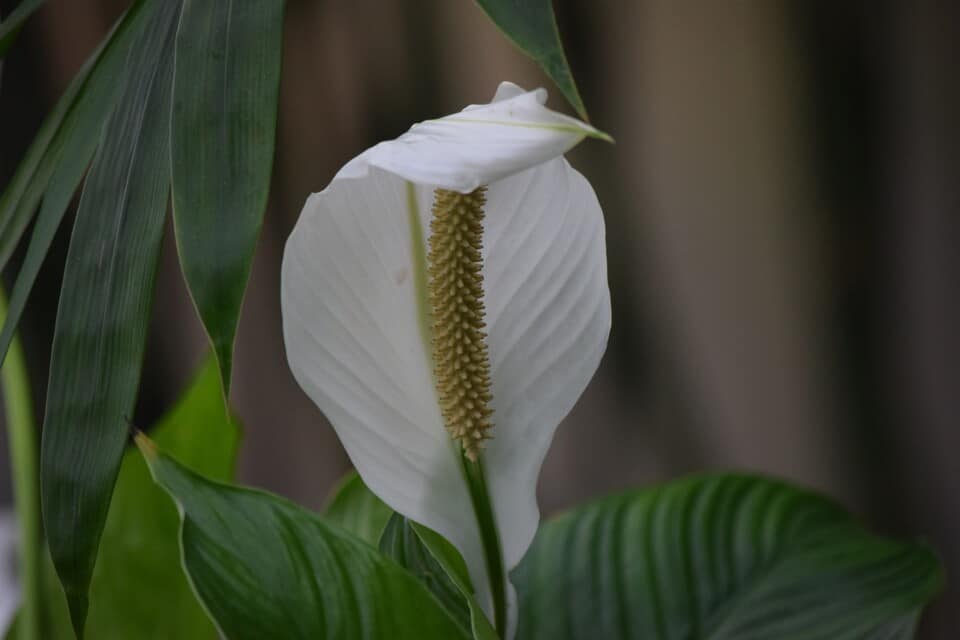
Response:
[281,82,610,636]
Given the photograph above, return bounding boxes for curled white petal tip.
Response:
[336,81,609,192]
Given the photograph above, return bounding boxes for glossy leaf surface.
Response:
[139,441,472,640]
[512,474,943,640]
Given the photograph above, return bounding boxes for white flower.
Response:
[281,81,610,635]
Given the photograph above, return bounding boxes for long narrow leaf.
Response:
[137,437,472,640]
[0,0,163,366]
[0,1,126,273]
[473,0,587,119]
[40,2,182,635]
[171,0,285,394]
[0,0,45,58]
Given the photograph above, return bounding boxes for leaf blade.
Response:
[84,358,238,639]
[18,358,238,640]
[138,440,472,640]
[39,2,183,634]
[0,0,44,58]
[0,0,126,276]
[170,0,285,394]
[0,0,164,366]
[512,474,943,640]
[323,471,393,547]
[472,0,586,119]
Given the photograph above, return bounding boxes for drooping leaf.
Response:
[0,0,165,366]
[472,0,586,119]
[0,1,135,276]
[17,358,238,639]
[171,0,285,394]
[0,0,44,58]
[323,471,393,546]
[137,438,472,640]
[39,2,182,634]
[512,473,944,640]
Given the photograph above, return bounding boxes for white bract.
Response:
[281,82,610,634]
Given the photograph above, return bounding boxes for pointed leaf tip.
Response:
[133,431,157,460]
[171,0,284,396]
[65,589,88,640]
[473,0,589,120]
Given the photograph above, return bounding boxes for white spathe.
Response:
[281,82,610,634]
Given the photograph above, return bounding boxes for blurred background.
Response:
[1,0,957,636]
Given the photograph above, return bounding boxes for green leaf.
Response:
[512,473,944,640]
[39,2,182,635]
[473,0,586,119]
[380,514,473,636]
[170,0,285,394]
[85,358,238,638]
[0,0,44,58]
[380,515,501,640]
[0,1,129,277]
[323,471,393,546]
[137,439,473,640]
[16,358,238,639]
[0,0,165,366]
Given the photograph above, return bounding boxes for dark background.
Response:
[1,1,957,636]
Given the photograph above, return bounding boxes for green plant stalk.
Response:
[0,287,39,640]
[462,456,506,637]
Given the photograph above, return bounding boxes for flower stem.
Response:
[461,455,506,636]
[0,287,40,640]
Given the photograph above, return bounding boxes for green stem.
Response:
[0,287,40,640]
[462,455,507,637]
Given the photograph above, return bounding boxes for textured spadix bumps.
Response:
[281,82,610,635]
[428,187,494,461]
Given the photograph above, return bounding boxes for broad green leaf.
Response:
[171,0,285,394]
[0,0,44,58]
[323,471,393,546]
[0,0,164,366]
[512,474,944,640]
[39,2,182,635]
[473,0,586,119]
[16,358,238,639]
[138,438,472,640]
